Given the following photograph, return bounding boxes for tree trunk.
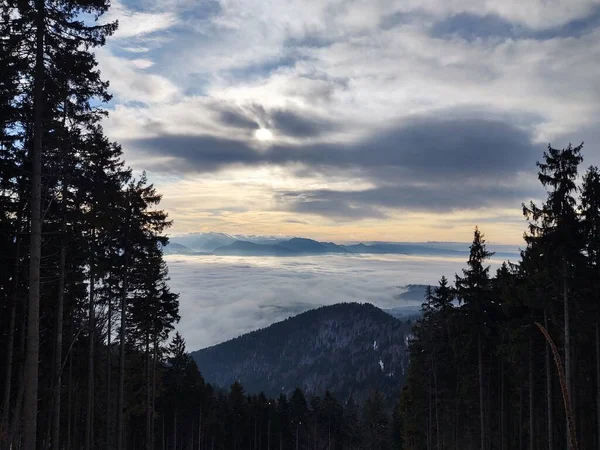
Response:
[106,288,112,450]
[9,309,27,447]
[564,260,571,450]
[454,371,459,450]
[596,320,600,450]
[198,408,202,450]
[1,233,21,446]
[146,333,152,450]
[85,243,96,450]
[519,377,524,450]
[501,359,506,450]
[51,236,66,450]
[530,335,534,450]
[478,333,485,450]
[1,296,16,446]
[428,364,432,450]
[23,0,46,447]
[152,340,158,450]
[545,310,553,450]
[116,236,129,450]
[434,362,440,450]
[67,351,73,450]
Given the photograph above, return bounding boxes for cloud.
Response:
[123,112,546,218]
[270,109,340,138]
[430,7,600,41]
[97,0,600,240]
[216,108,259,131]
[287,198,388,220]
[97,49,178,104]
[393,0,598,30]
[166,253,507,349]
[129,112,537,172]
[280,181,538,219]
[105,0,178,39]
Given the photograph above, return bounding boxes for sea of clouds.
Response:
[166,253,513,351]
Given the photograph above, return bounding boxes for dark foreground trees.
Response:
[400,144,600,450]
[0,0,179,448]
[153,334,397,450]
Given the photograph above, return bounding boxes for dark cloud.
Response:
[217,109,259,130]
[341,116,538,179]
[431,13,524,41]
[380,11,433,31]
[133,113,538,175]
[226,56,299,81]
[431,7,600,42]
[287,198,388,220]
[128,111,543,215]
[270,109,339,138]
[284,34,335,49]
[211,102,343,136]
[280,181,539,219]
[533,6,600,39]
[132,134,262,172]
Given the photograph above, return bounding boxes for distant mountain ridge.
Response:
[190,303,412,403]
[168,232,289,252]
[161,242,210,256]
[167,233,519,258]
[213,237,350,256]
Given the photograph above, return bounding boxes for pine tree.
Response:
[524,143,584,450]
[455,227,494,450]
[580,165,600,450]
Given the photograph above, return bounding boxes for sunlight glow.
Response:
[255,128,274,141]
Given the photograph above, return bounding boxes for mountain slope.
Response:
[191,303,411,402]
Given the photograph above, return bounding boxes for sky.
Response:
[98,0,600,245]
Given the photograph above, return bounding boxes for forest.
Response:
[1,0,600,449]
[400,143,600,450]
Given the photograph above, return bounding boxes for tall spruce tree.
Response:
[455,227,494,450]
[523,143,584,450]
[581,165,600,450]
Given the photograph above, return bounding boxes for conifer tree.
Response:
[580,165,600,450]
[524,143,584,450]
[455,227,494,450]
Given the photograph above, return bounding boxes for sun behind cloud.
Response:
[255,128,274,141]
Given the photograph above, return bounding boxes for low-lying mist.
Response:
[166,252,512,350]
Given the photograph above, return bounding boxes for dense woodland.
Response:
[400,143,600,450]
[1,0,600,449]
[190,302,412,405]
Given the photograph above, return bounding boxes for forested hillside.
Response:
[0,0,180,448]
[192,303,412,402]
[399,143,600,450]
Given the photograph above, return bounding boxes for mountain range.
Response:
[166,232,519,258]
[190,303,412,404]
